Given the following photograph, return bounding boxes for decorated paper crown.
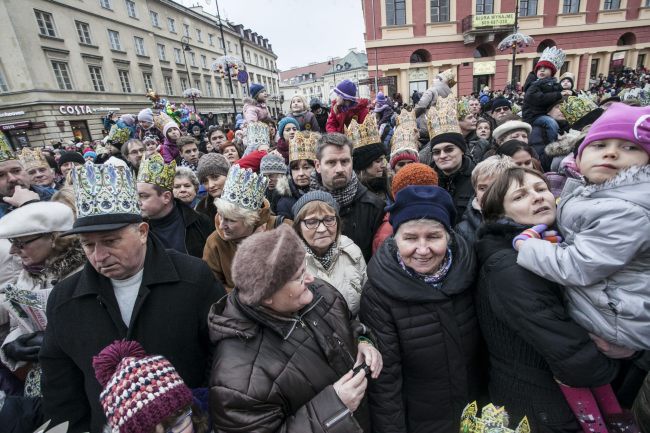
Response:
[427,95,461,139]
[246,122,270,148]
[0,132,16,163]
[438,68,457,87]
[390,110,419,156]
[345,114,381,149]
[460,401,530,433]
[621,88,650,106]
[457,97,472,120]
[511,102,522,116]
[289,131,320,163]
[137,153,176,191]
[539,46,566,72]
[106,124,132,145]
[560,94,599,125]
[153,112,175,133]
[18,147,49,171]
[222,165,269,211]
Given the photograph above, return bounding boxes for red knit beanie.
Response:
[391,162,439,198]
[535,60,557,76]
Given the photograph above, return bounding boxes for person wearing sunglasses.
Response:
[489,96,513,123]
[292,191,367,315]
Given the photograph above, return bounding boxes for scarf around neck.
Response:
[306,242,337,271]
[309,171,359,209]
[397,247,453,287]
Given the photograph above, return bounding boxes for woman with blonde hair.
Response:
[289,95,320,132]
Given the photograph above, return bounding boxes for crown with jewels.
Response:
[390,110,419,156]
[457,97,472,120]
[345,114,381,149]
[72,163,140,221]
[511,102,522,116]
[136,153,176,191]
[18,147,50,171]
[438,68,457,87]
[107,124,132,145]
[289,131,320,163]
[245,122,270,148]
[539,46,566,72]
[0,133,16,163]
[560,93,599,126]
[460,401,530,433]
[153,112,175,133]
[221,165,269,211]
[427,95,461,139]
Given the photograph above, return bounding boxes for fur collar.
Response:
[27,242,86,280]
[583,165,650,197]
[274,175,291,197]
[544,129,581,157]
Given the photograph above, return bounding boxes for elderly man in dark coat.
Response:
[39,163,225,433]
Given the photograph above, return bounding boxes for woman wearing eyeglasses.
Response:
[292,191,367,315]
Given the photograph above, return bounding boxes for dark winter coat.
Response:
[291,110,321,132]
[313,109,329,132]
[208,279,372,433]
[435,156,475,226]
[475,221,619,433]
[455,198,483,246]
[40,235,226,433]
[275,177,308,219]
[360,234,482,433]
[339,183,386,262]
[195,194,217,224]
[468,138,492,163]
[522,75,563,124]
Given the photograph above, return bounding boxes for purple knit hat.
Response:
[333,79,358,101]
[93,340,193,433]
[578,103,650,157]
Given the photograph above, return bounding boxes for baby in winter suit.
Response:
[515,103,650,352]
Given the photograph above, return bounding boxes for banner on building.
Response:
[473,13,515,28]
[473,61,496,75]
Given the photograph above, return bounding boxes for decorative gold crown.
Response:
[460,401,530,433]
[18,147,49,171]
[438,68,457,87]
[390,110,419,157]
[153,112,175,133]
[458,97,472,120]
[345,114,380,149]
[107,124,132,145]
[222,165,269,211]
[427,95,461,139]
[136,153,176,191]
[560,94,599,126]
[289,131,320,163]
[0,133,17,163]
[72,163,140,219]
[395,109,417,129]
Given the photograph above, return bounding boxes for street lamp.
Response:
[497,0,534,91]
[214,0,238,123]
[180,36,196,110]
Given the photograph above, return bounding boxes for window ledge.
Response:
[39,35,64,42]
[380,24,415,30]
[111,49,127,54]
[136,54,150,59]
[601,8,625,12]
[101,7,113,12]
[129,16,139,20]
[152,25,162,29]
[190,65,199,69]
[159,59,170,64]
[176,62,185,66]
[79,42,99,49]
[426,20,456,26]
[557,12,585,17]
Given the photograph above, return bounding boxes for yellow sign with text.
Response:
[473,13,515,28]
[473,61,496,75]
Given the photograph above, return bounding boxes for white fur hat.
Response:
[493,120,532,141]
[0,202,74,239]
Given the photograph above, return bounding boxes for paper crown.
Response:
[289,131,320,163]
[18,147,49,171]
[0,132,16,163]
[539,46,566,72]
[245,122,270,148]
[438,68,457,87]
[460,401,530,433]
[390,110,419,156]
[345,114,380,149]
[427,95,461,139]
[560,94,599,126]
[72,163,140,221]
[222,165,269,211]
[107,124,132,145]
[458,97,472,120]
[136,153,176,191]
[153,112,175,133]
[511,102,522,116]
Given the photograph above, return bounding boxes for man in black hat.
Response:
[310,98,329,132]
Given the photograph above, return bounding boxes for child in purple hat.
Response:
[326,79,370,133]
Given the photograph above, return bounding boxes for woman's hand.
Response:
[589,333,637,359]
[333,369,368,412]
[356,342,383,379]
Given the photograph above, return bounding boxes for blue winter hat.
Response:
[278,117,300,136]
[250,83,265,100]
[387,185,456,232]
[333,79,358,101]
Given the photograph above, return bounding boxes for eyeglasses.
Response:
[9,234,47,249]
[432,146,458,157]
[166,409,193,433]
[301,215,337,230]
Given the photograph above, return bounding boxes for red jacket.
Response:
[372,212,392,255]
[325,99,369,133]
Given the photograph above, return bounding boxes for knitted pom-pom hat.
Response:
[92,340,193,433]
[391,162,439,198]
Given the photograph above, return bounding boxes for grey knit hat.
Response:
[291,190,339,219]
[197,153,230,183]
[259,154,287,176]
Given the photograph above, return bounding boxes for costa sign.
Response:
[59,105,93,115]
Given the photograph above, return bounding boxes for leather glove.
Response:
[4,331,44,362]
[513,224,564,250]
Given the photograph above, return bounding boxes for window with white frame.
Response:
[76,21,92,44]
[215,78,223,96]
[88,66,105,91]
[245,50,251,62]
[167,17,176,33]
[157,43,166,61]
[150,10,160,27]
[430,0,450,22]
[190,52,196,66]
[205,79,212,96]
[265,58,270,69]
[100,0,112,9]
[235,45,239,54]
[218,38,224,50]
[0,70,9,92]
[208,34,214,46]
[227,41,232,52]
[174,48,183,64]
[476,0,494,14]
[386,0,406,25]
[563,0,580,12]
[201,54,207,68]
[134,37,146,56]
[196,29,202,42]
[183,24,190,38]
[519,0,538,15]
[125,0,137,18]
[603,0,620,9]
[35,10,57,37]
[51,61,73,90]
[164,76,174,95]
[194,80,201,91]
[254,54,259,66]
[118,70,132,93]
[180,77,188,90]
[108,30,122,50]
[142,72,153,90]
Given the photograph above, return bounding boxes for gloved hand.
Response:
[4,331,44,362]
[513,224,563,250]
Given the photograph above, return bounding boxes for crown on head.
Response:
[460,401,530,433]
[107,124,132,145]
[153,112,175,133]
[72,163,140,219]
[345,114,380,149]
[539,46,566,72]
[511,102,522,116]
[18,147,49,171]
[289,131,320,163]
[222,165,269,211]
[136,153,176,191]
[245,122,270,148]
[427,95,461,139]
[560,94,599,126]
[438,68,457,87]
[457,97,472,120]
[0,132,16,163]
[390,110,419,156]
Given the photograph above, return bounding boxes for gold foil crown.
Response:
[458,97,472,120]
[438,68,457,87]
[136,153,177,191]
[427,95,461,139]
[0,132,16,163]
[289,131,320,163]
[390,110,419,156]
[18,147,49,170]
[345,114,380,149]
[153,112,175,133]
[560,94,599,126]
[460,401,530,433]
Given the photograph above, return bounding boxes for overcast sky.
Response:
[175,0,367,71]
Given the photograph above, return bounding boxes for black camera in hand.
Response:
[353,362,371,377]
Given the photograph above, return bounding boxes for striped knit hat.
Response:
[92,340,193,433]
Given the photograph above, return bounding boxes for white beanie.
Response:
[163,121,179,138]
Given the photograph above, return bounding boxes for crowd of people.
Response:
[0,44,649,433]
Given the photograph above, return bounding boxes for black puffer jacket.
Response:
[435,156,475,226]
[475,221,619,433]
[522,74,563,123]
[455,197,483,246]
[339,183,385,262]
[360,234,482,433]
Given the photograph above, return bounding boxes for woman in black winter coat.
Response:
[476,167,619,433]
[360,185,483,433]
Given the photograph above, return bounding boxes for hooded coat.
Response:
[325,99,369,133]
[242,97,270,123]
[360,234,482,433]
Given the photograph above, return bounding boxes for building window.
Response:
[205,79,212,96]
[519,0,538,16]
[118,70,132,93]
[227,41,232,52]
[88,66,105,91]
[196,29,202,42]
[430,0,450,22]
[216,78,223,96]
[164,76,174,95]
[157,43,166,61]
[100,0,112,9]
[590,59,599,77]
[183,24,190,38]
[190,52,196,66]
[125,0,137,18]
[562,0,580,13]
[254,54,259,65]
[149,10,160,27]
[638,53,646,69]
[134,36,146,56]
[603,0,620,9]
[476,0,494,14]
[208,34,214,46]
[143,72,153,89]
[194,80,201,91]
[218,38,225,50]
[35,10,57,37]
[201,54,207,68]
[235,44,239,54]
[167,17,176,33]
[174,48,183,64]
[560,61,570,74]
[245,50,251,62]
[265,58,270,69]
[181,77,188,90]
[75,21,92,44]
[51,61,73,90]
[108,30,122,51]
[386,0,406,25]
[0,70,8,92]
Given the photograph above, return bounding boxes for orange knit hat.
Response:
[391,163,438,198]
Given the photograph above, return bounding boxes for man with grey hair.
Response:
[310,132,385,261]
